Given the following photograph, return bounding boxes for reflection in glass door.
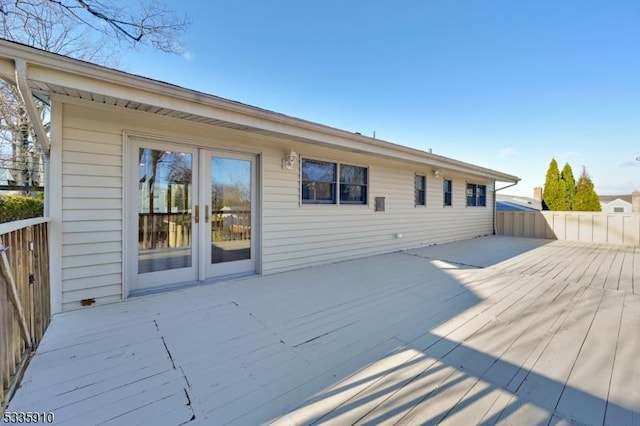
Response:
[135,146,197,289]
[207,154,255,277]
[129,143,256,291]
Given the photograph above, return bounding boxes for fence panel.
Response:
[0,218,50,411]
[496,211,640,246]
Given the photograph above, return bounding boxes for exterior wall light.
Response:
[282,150,298,170]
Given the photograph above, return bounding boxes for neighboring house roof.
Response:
[0,39,519,184]
[495,194,542,211]
[496,201,539,212]
[599,194,632,204]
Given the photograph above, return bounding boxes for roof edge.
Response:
[0,39,519,183]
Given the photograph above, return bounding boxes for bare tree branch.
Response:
[0,0,190,54]
[0,0,191,190]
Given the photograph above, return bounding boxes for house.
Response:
[496,193,542,211]
[0,167,17,194]
[599,194,633,213]
[0,39,519,313]
[0,155,44,194]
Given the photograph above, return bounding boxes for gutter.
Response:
[493,180,520,235]
[12,59,52,216]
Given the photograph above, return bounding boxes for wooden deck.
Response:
[7,236,640,425]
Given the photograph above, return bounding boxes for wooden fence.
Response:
[496,211,640,246]
[0,218,50,411]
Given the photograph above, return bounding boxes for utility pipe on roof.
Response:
[14,59,51,154]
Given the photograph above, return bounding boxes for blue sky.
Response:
[118,0,640,197]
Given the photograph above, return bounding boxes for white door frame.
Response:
[124,134,261,296]
[201,149,257,279]
[125,138,199,292]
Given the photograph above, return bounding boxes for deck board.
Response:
[495,286,605,421]
[7,236,640,425]
[295,274,548,425]
[554,290,625,424]
[603,293,640,425]
[633,246,640,294]
[435,279,576,424]
[618,246,635,293]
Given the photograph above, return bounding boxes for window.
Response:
[302,159,367,205]
[443,179,452,206]
[301,159,336,203]
[466,183,487,207]
[614,207,624,213]
[415,175,426,206]
[340,164,368,204]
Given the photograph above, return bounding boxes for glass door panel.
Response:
[129,143,255,292]
[206,153,255,277]
[134,145,198,290]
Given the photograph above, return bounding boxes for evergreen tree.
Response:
[542,158,562,210]
[560,162,576,210]
[573,167,601,211]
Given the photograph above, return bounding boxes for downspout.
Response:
[493,180,520,235]
[14,59,52,215]
[14,60,50,153]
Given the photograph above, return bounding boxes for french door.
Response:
[201,150,256,278]
[129,139,256,292]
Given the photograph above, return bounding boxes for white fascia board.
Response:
[32,64,518,182]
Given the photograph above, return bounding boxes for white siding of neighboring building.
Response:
[600,199,632,213]
[54,96,495,311]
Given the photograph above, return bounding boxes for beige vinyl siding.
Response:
[56,96,496,310]
[60,108,124,311]
[261,147,494,273]
[57,98,280,310]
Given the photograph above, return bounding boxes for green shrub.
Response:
[0,194,44,223]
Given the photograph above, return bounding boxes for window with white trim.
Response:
[301,159,336,203]
[340,164,368,204]
[466,183,487,207]
[415,175,426,206]
[443,179,452,206]
[301,159,368,205]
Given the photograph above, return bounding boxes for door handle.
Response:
[205,205,210,223]
[194,205,199,223]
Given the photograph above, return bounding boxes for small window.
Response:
[302,159,336,204]
[478,185,486,206]
[613,207,624,213]
[466,183,487,207]
[340,164,368,204]
[415,175,426,206]
[443,179,452,206]
[302,159,368,205]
